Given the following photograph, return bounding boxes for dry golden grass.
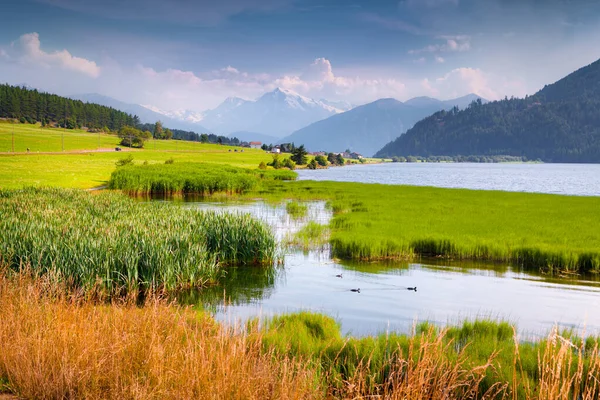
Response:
[0,272,321,400]
[1,270,599,399]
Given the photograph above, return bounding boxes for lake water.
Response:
[296,163,600,196]
[180,200,600,338]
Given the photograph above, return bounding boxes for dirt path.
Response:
[0,148,136,156]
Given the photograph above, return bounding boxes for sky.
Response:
[1,0,600,112]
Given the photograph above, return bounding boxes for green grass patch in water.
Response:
[108,162,296,195]
[285,200,309,219]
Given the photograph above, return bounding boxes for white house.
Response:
[271,147,281,153]
[250,141,262,149]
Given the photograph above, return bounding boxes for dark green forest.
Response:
[375,59,600,163]
[0,84,138,130]
[0,84,242,146]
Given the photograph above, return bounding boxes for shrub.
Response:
[115,154,134,167]
[165,158,175,164]
[258,161,267,170]
[283,158,296,170]
[314,155,328,167]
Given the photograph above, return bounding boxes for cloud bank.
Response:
[0,32,526,112]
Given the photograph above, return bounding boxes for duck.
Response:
[407,287,417,292]
[350,288,360,293]
[335,274,343,278]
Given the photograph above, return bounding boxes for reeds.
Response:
[258,312,600,399]
[285,200,309,218]
[108,162,296,196]
[0,272,321,400]
[0,188,278,294]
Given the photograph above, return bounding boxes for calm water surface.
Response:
[180,201,600,337]
[296,163,600,196]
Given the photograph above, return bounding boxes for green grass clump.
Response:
[287,221,329,251]
[0,188,278,294]
[108,162,296,195]
[285,201,308,218]
[258,312,600,398]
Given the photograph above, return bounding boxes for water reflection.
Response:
[160,199,600,337]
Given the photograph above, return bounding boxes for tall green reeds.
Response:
[108,162,296,195]
[0,188,278,294]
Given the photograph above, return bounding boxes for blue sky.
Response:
[1,0,600,111]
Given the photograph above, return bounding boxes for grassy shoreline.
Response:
[102,163,600,274]
[244,179,600,274]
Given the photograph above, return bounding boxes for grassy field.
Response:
[1,274,599,399]
[0,188,277,294]
[0,121,120,153]
[0,125,275,189]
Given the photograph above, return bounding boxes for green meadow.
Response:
[0,123,275,189]
[2,127,600,274]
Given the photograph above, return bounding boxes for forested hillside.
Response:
[375,59,600,163]
[0,84,138,131]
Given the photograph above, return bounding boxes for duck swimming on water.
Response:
[407,287,417,292]
[336,274,343,278]
[350,288,360,293]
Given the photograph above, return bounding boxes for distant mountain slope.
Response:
[280,94,485,156]
[70,93,212,133]
[375,59,600,163]
[227,131,278,144]
[201,88,351,137]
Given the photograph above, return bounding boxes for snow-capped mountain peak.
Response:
[140,104,205,124]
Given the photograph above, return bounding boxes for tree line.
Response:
[0,84,138,131]
[0,84,244,149]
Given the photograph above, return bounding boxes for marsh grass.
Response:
[242,180,600,274]
[286,221,329,251]
[108,162,296,195]
[0,188,278,294]
[285,200,308,219]
[258,312,600,399]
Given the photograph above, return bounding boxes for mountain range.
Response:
[198,88,353,137]
[69,93,212,133]
[375,58,600,163]
[280,94,485,156]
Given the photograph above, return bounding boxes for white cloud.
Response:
[409,35,471,54]
[12,32,100,78]
[419,67,527,101]
[435,56,445,63]
[0,33,528,114]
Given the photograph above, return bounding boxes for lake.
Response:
[179,200,600,338]
[296,162,600,196]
